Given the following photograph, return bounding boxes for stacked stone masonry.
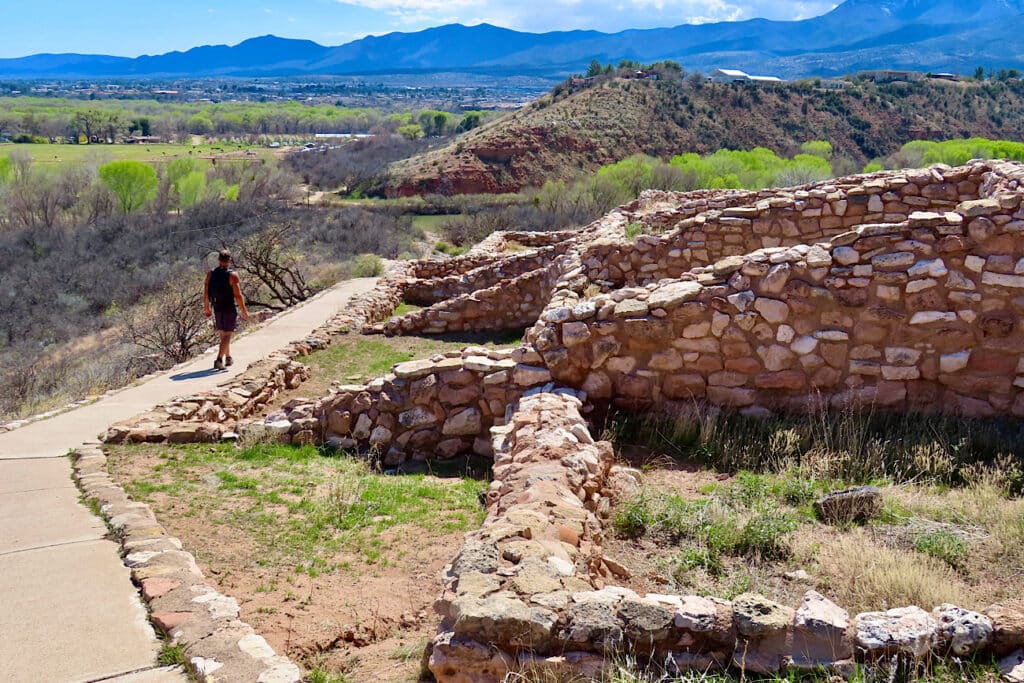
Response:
[530,196,1024,418]
[313,346,556,464]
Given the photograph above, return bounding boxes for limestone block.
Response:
[443,408,483,437]
[753,298,789,323]
[855,606,937,659]
[933,604,993,656]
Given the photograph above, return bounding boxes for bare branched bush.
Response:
[229,224,314,310]
[121,283,216,365]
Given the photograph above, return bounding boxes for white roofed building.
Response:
[708,68,783,84]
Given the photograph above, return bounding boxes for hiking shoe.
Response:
[213,357,225,370]
[225,356,233,367]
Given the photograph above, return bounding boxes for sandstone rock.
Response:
[754,298,789,324]
[791,590,852,668]
[562,322,591,347]
[814,486,882,523]
[856,606,937,658]
[443,408,483,437]
[647,281,702,309]
[429,632,512,683]
[514,365,552,386]
[987,604,1024,655]
[733,593,794,638]
[613,299,649,318]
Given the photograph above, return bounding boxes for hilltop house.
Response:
[708,69,783,84]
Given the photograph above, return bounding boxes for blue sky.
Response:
[0,0,839,58]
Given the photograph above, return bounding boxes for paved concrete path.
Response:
[0,278,377,683]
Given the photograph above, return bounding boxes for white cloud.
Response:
[334,0,836,33]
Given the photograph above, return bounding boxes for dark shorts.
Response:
[214,309,238,332]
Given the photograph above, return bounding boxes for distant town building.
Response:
[927,72,960,82]
[708,69,783,84]
[858,70,926,83]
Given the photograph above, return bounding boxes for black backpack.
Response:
[208,267,235,311]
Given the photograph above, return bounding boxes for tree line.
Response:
[0,97,490,143]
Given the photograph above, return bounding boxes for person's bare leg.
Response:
[219,331,231,361]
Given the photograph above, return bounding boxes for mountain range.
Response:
[3,0,1024,80]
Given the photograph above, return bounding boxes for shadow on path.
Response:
[170,368,224,382]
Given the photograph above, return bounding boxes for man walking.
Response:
[204,249,249,370]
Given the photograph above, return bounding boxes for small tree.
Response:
[98,160,158,213]
[586,59,603,77]
[121,283,215,366]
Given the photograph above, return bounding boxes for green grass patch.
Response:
[613,471,805,576]
[912,529,970,569]
[0,141,270,167]
[107,442,488,573]
[411,214,451,231]
[392,302,422,317]
[157,643,187,667]
[434,240,468,256]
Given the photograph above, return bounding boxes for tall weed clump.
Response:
[603,403,1024,492]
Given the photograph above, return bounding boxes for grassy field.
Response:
[0,141,276,166]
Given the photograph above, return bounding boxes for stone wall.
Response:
[529,197,1024,418]
[384,260,569,336]
[427,391,1024,682]
[402,244,574,307]
[581,164,988,289]
[311,346,555,464]
[103,352,310,444]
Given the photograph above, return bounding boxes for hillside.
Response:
[4,0,1024,79]
[385,76,1024,196]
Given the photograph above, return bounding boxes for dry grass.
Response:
[811,527,970,613]
[890,482,1024,570]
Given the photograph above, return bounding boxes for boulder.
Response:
[814,486,883,523]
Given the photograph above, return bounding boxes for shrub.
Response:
[912,529,970,569]
[351,253,383,277]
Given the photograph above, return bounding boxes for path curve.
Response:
[0,277,378,683]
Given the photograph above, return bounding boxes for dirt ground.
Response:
[107,443,487,681]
